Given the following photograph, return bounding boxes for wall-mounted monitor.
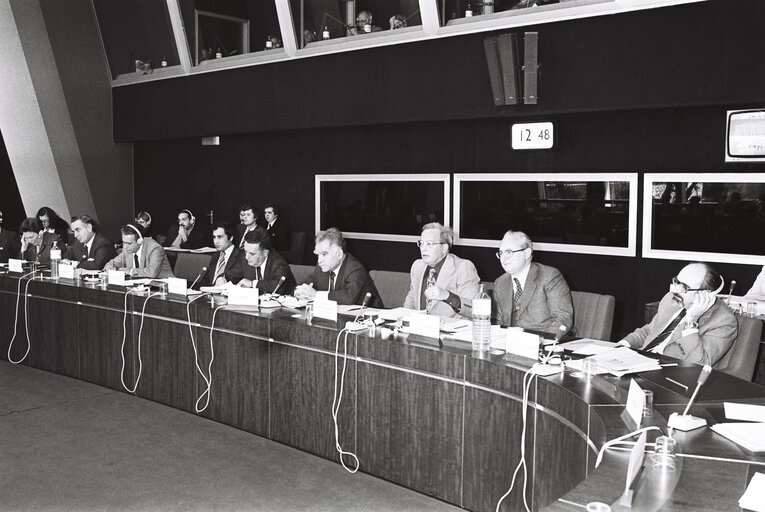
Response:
[454,173,637,256]
[726,109,765,162]
[315,174,450,242]
[643,173,765,265]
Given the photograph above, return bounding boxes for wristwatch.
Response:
[685,319,699,329]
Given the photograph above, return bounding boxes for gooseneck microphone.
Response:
[189,266,208,290]
[726,280,736,306]
[272,275,287,295]
[682,364,712,417]
[667,364,713,431]
[352,292,373,323]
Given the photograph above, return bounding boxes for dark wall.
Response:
[0,131,26,231]
[126,0,765,340]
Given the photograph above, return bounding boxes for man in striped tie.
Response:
[203,222,238,287]
[619,263,737,366]
[493,230,573,335]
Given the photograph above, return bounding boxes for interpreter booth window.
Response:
[454,173,638,256]
[292,0,422,48]
[178,0,282,64]
[315,174,450,242]
[643,174,765,265]
[93,0,180,79]
[439,0,613,26]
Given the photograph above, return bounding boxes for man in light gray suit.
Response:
[493,230,573,335]
[104,224,174,279]
[403,223,480,318]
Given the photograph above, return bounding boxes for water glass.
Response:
[582,358,598,377]
[653,435,677,470]
[643,390,654,418]
[746,302,758,317]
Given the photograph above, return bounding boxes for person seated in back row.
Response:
[403,222,480,318]
[493,230,573,335]
[618,262,737,367]
[164,209,207,250]
[294,228,382,307]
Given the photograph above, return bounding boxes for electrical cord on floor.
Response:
[333,328,360,473]
[7,270,40,364]
[120,289,161,393]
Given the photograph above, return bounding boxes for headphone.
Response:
[182,209,195,224]
[126,223,144,245]
[136,211,152,224]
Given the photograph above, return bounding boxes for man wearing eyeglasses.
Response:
[493,230,573,334]
[618,263,737,366]
[403,223,480,318]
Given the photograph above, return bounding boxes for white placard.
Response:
[227,286,259,306]
[108,270,126,286]
[406,313,440,339]
[625,379,646,428]
[58,263,75,279]
[9,258,23,272]
[724,402,765,423]
[511,122,554,150]
[167,277,188,296]
[313,298,338,322]
[625,430,647,492]
[505,329,541,360]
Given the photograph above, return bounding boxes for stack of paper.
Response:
[739,472,765,511]
[711,423,765,454]
[567,347,661,377]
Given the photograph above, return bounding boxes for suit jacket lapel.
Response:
[518,263,538,315]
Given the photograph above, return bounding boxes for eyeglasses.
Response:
[671,276,703,292]
[496,247,528,259]
[416,240,446,248]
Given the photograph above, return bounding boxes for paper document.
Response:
[739,472,765,512]
[378,307,421,322]
[711,422,765,453]
[568,347,661,377]
[560,339,619,355]
[724,402,765,423]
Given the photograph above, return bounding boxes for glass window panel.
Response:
[178,0,283,64]
[93,0,179,79]
[438,0,613,26]
[291,0,422,48]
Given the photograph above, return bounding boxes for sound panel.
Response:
[524,32,539,104]
[483,36,505,106]
[497,33,519,105]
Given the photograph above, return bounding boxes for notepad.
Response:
[710,422,765,453]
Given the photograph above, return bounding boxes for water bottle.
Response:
[472,284,491,351]
[322,26,330,40]
[50,240,62,279]
[465,3,474,17]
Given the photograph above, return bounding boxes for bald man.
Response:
[619,262,737,367]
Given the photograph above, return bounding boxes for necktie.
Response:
[425,267,437,309]
[256,266,263,280]
[329,271,336,292]
[133,253,140,269]
[643,309,687,352]
[512,278,523,327]
[214,253,226,281]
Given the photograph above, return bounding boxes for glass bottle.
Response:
[472,284,491,351]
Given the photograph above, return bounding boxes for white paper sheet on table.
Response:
[724,402,765,423]
[560,339,618,355]
[739,472,765,512]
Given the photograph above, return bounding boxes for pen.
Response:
[665,377,688,391]
[660,363,678,367]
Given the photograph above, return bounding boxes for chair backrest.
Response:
[290,264,316,285]
[282,232,306,264]
[172,252,216,283]
[716,314,762,381]
[571,290,616,341]
[369,270,411,309]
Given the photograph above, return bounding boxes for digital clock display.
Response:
[511,122,554,150]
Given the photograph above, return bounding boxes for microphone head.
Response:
[362,292,372,307]
[697,364,712,385]
[278,275,286,282]
[554,325,568,341]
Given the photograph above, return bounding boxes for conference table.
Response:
[1,270,764,512]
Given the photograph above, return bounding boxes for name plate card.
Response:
[108,270,126,286]
[505,328,541,360]
[228,286,259,306]
[9,259,23,272]
[167,277,188,296]
[58,263,75,279]
[625,379,646,428]
[313,297,338,322]
[406,313,440,339]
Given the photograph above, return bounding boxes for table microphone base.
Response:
[667,412,707,431]
[530,362,561,376]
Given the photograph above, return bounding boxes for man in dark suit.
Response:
[618,263,737,367]
[263,203,291,252]
[203,222,239,287]
[228,227,295,295]
[19,217,62,264]
[164,209,207,250]
[493,230,574,335]
[0,209,20,263]
[294,228,382,307]
[63,215,116,270]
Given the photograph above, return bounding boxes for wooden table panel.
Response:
[78,301,135,392]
